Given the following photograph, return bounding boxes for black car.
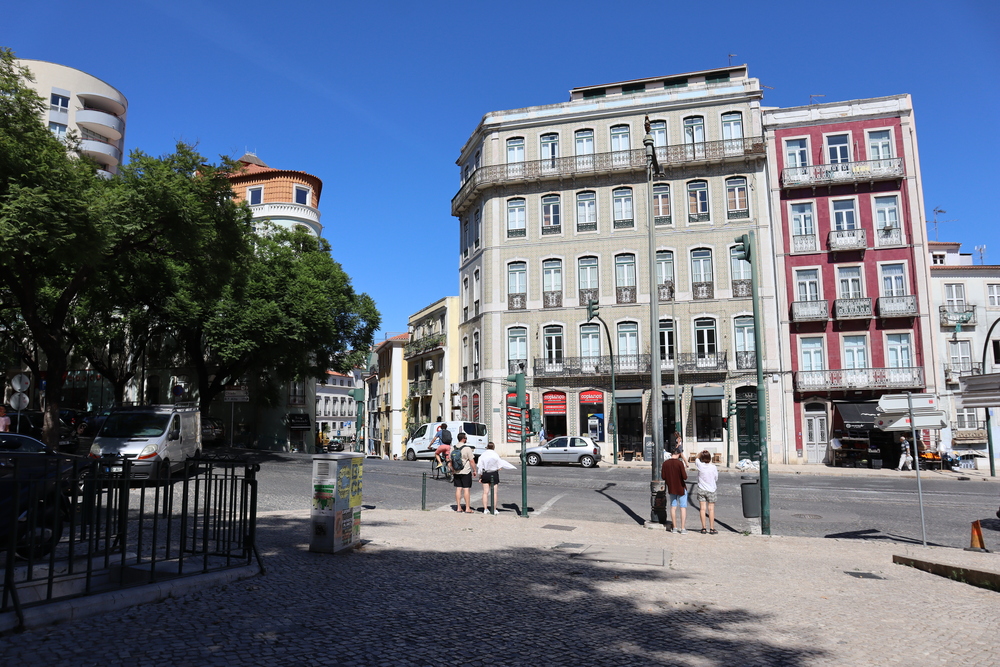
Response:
[8,411,80,453]
[201,417,226,445]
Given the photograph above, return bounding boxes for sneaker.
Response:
[492,509,499,515]
[670,528,678,533]
[678,529,687,534]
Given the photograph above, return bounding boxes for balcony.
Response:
[727,208,750,220]
[508,359,528,375]
[874,226,903,248]
[654,215,672,226]
[794,367,924,391]
[877,295,917,318]
[543,291,562,308]
[944,362,982,383]
[541,224,561,236]
[403,333,446,359]
[452,136,765,215]
[834,297,872,319]
[940,305,976,327]
[951,421,988,443]
[250,202,321,229]
[792,234,818,254]
[77,90,127,117]
[76,108,125,141]
[613,218,634,229]
[781,157,904,188]
[658,281,674,302]
[80,138,122,167]
[533,352,728,378]
[408,380,431,397]
[732,279,752,298]
[791,300,829,322]
[616,286,636,304]
[579,288,598,307]
[692,282,714,300]
[508,293,527,310]
[828,229,867,252]
[736,351,756,370]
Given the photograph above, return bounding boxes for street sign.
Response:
[958,373,1000,408]
[874,411,947,431]
[11,373,29,393]
[876,393,938,413]
[224,385,249,403]
[9,392,28,411]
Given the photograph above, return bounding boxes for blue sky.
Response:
[5,0,998,341]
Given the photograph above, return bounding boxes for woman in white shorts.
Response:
[694,450,719,534]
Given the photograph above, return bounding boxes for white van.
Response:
[90,405,202,479]
[404,421,488,461]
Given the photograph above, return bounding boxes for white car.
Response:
[523,436,602,468]
[404,421,488,461]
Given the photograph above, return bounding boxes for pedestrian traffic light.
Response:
[733,233,751,263]
[721,417,728,430]
[586,299,599,322]
[529,408,542,435]
[506,372,526,409]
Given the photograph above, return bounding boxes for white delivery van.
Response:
[90,405,202,479]
[404,421,488,461]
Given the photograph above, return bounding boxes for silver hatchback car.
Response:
[523,436,602,468]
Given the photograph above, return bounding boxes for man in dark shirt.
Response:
[661,447,689,533]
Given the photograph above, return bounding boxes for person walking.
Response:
[451,432,478,513]
[0,407,9,433]
[694,450,718,534]
[895,435,914,471]
[477,442,515,514]
[661,447,689,533]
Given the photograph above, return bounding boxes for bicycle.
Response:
[431,454,453,481]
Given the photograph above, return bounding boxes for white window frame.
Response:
[247,186,263,206]
[690,248,714,285]
[578,257,599,290]
[687,180,709,219]
[615,254,636,288]
[610,124,631,152]
[795,268,821,302]
[832,198,858,231]
[694,318,717,357]
[506,137,525,163]
[726,177,748,214]
[507,262,527,296]
[507,198,526,234]
[879,263,906,297]
[293,185,311,206]
[617,321,639,358]
[885,332,912,368]
[540,133,559,162]
[653,183,670,219]
[784,137,809,168]
[649,120,667,147]
[790,201,816,237]
[837,265,864,299]
[824,132,852,164]
[945,283,967,307]
[730,247,751,281]
[612,188,633,223]
[580,324,601,359]
[799,337,825,371]
[575,129,595,155]
[988,284,1000,306]
[841,335,869,369]
[507,327,527,365]
[866,128,893,161]
[576,191,597,230]
[734,316,755,352]
[873,195,899,229]
[541,194,561,230]
[542,259,563,293]
[656,250,674,284]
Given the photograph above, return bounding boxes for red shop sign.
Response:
[579,390,604,404]
[543,391,567,415]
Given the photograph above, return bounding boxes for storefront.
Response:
[693,385,725,444]
[831,402,895,468]
[543,391,567,439]
[578,389,604,442]
[614,389,643,457]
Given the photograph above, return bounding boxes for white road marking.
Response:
[532,493,567,516]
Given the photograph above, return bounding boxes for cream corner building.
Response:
[405,297,461,436]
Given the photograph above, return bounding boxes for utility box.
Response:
[740,476,761,519]
[310,453,364,553]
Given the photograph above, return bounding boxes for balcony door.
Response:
[949,340,972,374]
[803,403,828,464]
[543,326,564,372]
[694,318,717,366]
[684,116,705,159]
[843,336,868,387]
[617,322,638,371]
[722,112,743,155]
[581,324,601,372]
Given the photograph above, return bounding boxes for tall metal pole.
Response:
[907,392,928,546]
[980,317,999,477]
[749,230,771,535]
[520,405,529,517]
[645,129,665,486]
[591,309,617,464]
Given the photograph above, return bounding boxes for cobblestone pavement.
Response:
[2,508,998,666]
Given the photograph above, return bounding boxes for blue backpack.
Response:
[450,445,465,472]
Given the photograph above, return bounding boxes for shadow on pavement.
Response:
[823,528,948,547]
[595,482,646,526]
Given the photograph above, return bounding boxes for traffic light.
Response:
[348,388,365,429]
[529,408,542,435]
[586,299,599,322]
[732,233,751,263]
[721,417,728,430]
[506,372,526,409]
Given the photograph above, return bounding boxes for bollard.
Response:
[421,473,427,511]
[490,483,496,515]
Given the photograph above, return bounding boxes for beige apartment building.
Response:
[452,65,786,461]
[405,297,461,432]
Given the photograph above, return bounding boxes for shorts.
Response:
[435,444,451,457]
[696,489,717,504]
[480,470,499,485]
[453,473,473,488]
[669,493,688,508]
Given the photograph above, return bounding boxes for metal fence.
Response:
[1,453,261,630]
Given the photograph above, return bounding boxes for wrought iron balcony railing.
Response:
[834,297,872,319]
[940,305,976,327]
[613,218,634,229]
[794,367,924,391]
[828,229,867,252]
[404,333,446,358]
[453,136,766,215]
[543,291,562,308]
[508,293,527,310]
[874,226,903,247]
[791,300,829,321]
[658,281,674,302]
[732,279,752,298]
[781,157,904,188]
[408,380,432,397]
[532,352,728,378]
[736,351,756,369]
[579,288,598,307]
[944,362,982,381]
[951,420,987,431]
[792,234,818,253]
[654,215,672,226]
[693,281,714,300]
[508,359,528,374]
[617,286,637,304]
[877,295,917,318]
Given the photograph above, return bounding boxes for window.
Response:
[542,259,562,294]
[294,186,310,206]
[730,247,751,280]
[612,188,633,227]
[874,195,899,229]
[506,137,524,163]
[50,94,69,113]
[695,318,717,358]
[575,129,594,155]
[617,322,638,357]
[615,254,636,288]
[507,198,526,237]
[248,187,263,206]
[735,316,754,352]
[659,319,674,362]
[886,333,912,368]
[785,139,808,168]
[463,276,469,319]
[473,269,481,316]
[541,195,561,233]
[989,284,1000,306]
[791,202,815,238]
[881,264,906,296]
[508,328,527,366]
[722,112,743,154]
[48,122,67,139]
[796,269,820,301]
[843,336,868,369]
[932,253,946,265]
[473,332,480,378]
[540,133,559,166]
[726,177,748,218]
[653,183,670,223]
[473,209,481,248]
[463,337,469,379]
[956,407,979,429]
[832,200,857,230]
[868,130,892,160]
[656,250,674,284]
[610,125,631,152]
[945,283,966,306]
[543,326,564,368]
[578,256,599,290]
[684,116,705,159]
[649,121,667,147]
[838,266,863,299]
[576,191,597,231]
[462,219,469,257]
[949,340,972,370]
[826,134,850,164]
[695,401,723,442]
[508,262,526,296]
[289,381,305,405]
[691,249,713,284]
[800,338,824,371]
[581,324,601,360]
[687,181,709,222]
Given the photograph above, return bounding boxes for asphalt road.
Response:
[239,449,1000,550]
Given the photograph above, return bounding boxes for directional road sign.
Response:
[11,374,29,393]
[874,411,947,431]
[876,393,938,413]
[9,392,28,411]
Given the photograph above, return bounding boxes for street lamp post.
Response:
[981,317,1000,477]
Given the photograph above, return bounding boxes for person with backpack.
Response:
[433,423,452,470]
[451,432,477,513]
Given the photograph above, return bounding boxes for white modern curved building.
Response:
[16,59,128,178]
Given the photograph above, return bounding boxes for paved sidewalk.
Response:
[3,507,998,666]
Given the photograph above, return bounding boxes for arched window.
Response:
[576,191,597,232]
[691,248,714,299]
[687,181,709,222]
[506,137,524,163]
[540,133,559,170]
[722,111,743,155]
[649,120,667,147]
[694,318,717,359]
[543,325,564,370]
[543,259,562,297]
[617,321,639,370]
[684,116,705,159]
[735,316,755,369]
[507,198,526,238]
[653,183,671,225]
[615,254,636,303]
[507,327,527,372]
[612,188,634,228]
[541,194,561,234]
[507,262,526,310]
[726,177,749,218]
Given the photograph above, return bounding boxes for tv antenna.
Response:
[975,245,987,264]
[728,53,737,66]
[929,207,956,241]
[809,94,825,105]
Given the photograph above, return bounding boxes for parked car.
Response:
[59,408,84,430]
[523,436,602,468]
[90,405,202,479]
[8,410,80,454]
[78,410,112,438]
[201,417,226,445]
[404,421,489,461]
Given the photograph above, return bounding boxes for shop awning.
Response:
[835,403,878,430]
[692,385,725,400]
[660,387,681,400]
[614,389,644,404]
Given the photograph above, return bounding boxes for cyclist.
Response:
[432,423,452,472]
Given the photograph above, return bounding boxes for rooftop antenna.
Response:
[929,207,956,241]
[975,245,987,265]
[728,53,737,66]
[809,94,825,105]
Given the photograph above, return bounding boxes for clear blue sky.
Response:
[5,0,998,341]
